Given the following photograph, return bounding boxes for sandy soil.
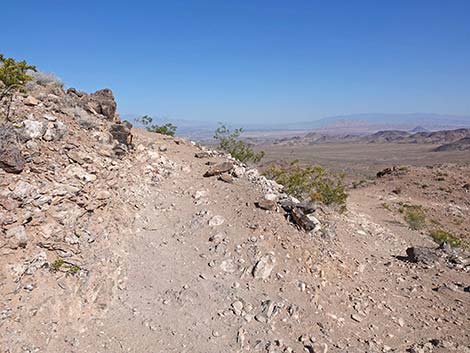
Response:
[257,142,470,180]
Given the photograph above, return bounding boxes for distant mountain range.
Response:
[270,128,470,152]
[122,113,470,139]
[287,113,470,134]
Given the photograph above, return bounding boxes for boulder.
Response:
[290,207,316,231]
[109,123,132,146]
[195,151,210,158]
[5,225,28,249]
[253,253,276,280]
[406,246,439,265]
[22,119,45,139]
[218,174,233,183]
[204,162,233,177]
[66,87,85,98]
[24,96,40,106]
[255,199,277,211]
[88,89,117,120]
[0,126,24,174]
[43,121,67,141]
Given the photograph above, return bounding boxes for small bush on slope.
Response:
[429,229,461,248]
[0,54,36,120]
[399,204,426,230]
[214,124,264,163]
[135,115,177,136]
[27,71,63,88]
[264,161,347,209]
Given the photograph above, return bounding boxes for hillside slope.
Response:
[1,83,469,353]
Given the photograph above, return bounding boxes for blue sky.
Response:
[2,0,469,123]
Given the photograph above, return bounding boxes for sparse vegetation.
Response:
[381,202,392,211]
[50,259,81,274]
[264,161,347,208]
[135,115,177,136]
[68,265,81,275]
[50,259,64,271]
[400,204,426,230]
[214,124,265,163]
[27,71,63,88]
[0,54,37,120]
[429,229,461,248]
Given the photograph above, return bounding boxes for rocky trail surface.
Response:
[76,133,469,353]
[1,82,469,353]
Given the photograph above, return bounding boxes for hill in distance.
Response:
[123,113,470,140]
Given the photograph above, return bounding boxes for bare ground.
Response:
[257,142,470,180]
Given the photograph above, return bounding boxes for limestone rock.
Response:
[253,253,276,280]
[5,225,28,248]
[209,215,225,227]
[22,119,45,139]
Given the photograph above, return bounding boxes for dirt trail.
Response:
[74,135,469,353]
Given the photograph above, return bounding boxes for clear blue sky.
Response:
[2,0,469,123]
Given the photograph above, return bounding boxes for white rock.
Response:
[43,121,67,141]
[232,301,244,315]
[220,259,237,273]
[5,225,28,248]
[11,181,35,201]
[264,193,278,201]
[209,215,225,227]
[194,190,207,200]
[232,166,246,178]
[23,119,45,139]
[253,253,276,280]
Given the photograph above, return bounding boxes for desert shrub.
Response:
[50,259,65,271]
[50,258,81,274]
[0,54,36,93]
[135,115,177,136]
[0,54,36,120]
[400,204,426,230]
[429,229,461,247]
[263,161,347,208]
[151,123,177,136]
[27,71,63,88]
[381,202,392,211]
[214,124,264,163]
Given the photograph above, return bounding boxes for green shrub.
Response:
[400,204,426,230]
[381,202,392,211]
[0,54,36,120]
[0,54,36,92]
[214,124,264,163]
[263,161,347,208]
[50,259,64,271]
[429,229,461,247]
[135,115,177,136]
[50,259,81,274]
